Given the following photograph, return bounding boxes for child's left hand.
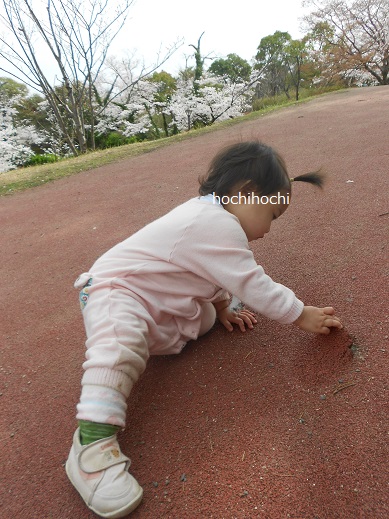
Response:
[216,306,257,332]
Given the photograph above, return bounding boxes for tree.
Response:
[303,0,389,85]
[189,32,213,93]
[284,39,309,100]
[147,71,177,137]
[94,79,156,141]
[0,76,28,98]
[167,72,254,132]
[93,58,180,141]
[254,31,315,100]
[254,31,293,97]
[302,21,339,85]
[208,54,252,83]
[0,91,42,172]
[0,77,51,150]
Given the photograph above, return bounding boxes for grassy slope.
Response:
[0,89,345,196]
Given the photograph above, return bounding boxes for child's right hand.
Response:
[293,306,343,335]
[216,305,257,333]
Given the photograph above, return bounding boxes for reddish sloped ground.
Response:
[0,86,388,519]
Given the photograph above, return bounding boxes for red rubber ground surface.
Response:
[1,86,388,519]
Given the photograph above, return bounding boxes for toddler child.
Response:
[65,140,342,518]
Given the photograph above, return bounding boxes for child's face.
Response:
[223,189,289,242]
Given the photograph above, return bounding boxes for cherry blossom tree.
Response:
[167,72,255,132]
[303,0,389,85]
[94,78,160,139]
[0,93,43,172]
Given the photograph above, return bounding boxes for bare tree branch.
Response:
[0,0,136,153]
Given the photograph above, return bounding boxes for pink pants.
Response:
[76,281,216,427]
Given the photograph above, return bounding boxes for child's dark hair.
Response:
[199,141,324,197]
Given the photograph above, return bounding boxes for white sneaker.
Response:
[65,428,143,518]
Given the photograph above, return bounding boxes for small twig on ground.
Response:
[333,382,357,395]
[244,351,253,359]
[242,451,246,461]
[378,212,389,217]
[209,433,213,452]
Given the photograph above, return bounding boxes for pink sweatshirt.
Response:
[80,197,304,355]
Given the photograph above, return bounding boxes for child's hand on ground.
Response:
[294,306,343,335]
[216,306,257,332]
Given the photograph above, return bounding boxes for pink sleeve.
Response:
[212,290,230,303]
[170,206,304,324]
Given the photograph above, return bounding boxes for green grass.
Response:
[0,87,346,196]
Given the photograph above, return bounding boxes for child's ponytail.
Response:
[290,170,324,188]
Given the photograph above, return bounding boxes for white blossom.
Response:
[167,73,252,131]
[0,95,43,173]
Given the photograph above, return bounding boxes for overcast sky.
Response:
[0,0,311,84]
[111,0,310,74]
